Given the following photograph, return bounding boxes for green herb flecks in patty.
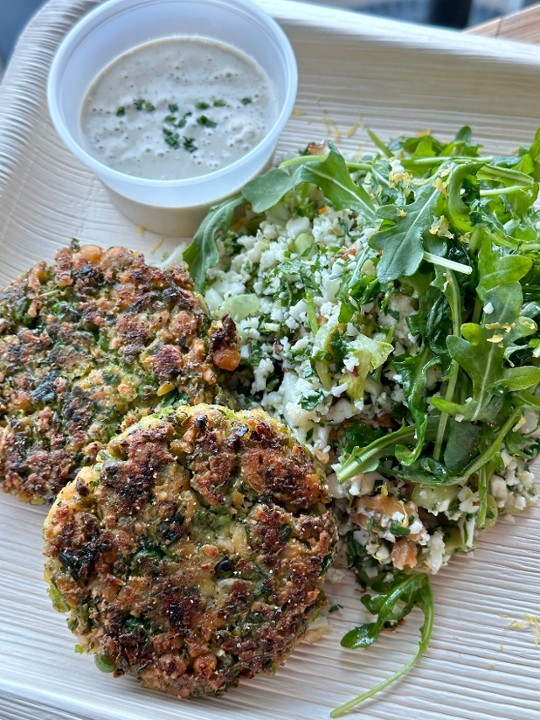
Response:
[0,242,240,503]
[44,404,338,698]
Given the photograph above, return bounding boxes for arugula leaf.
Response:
[332,573,434,718]
[337,424,416,480]
[182,195,245,291]
[453,406,522,484]
[338,422,386,457]
[493,365,540,391]
[336,419,439,483]
[299,143,377,222]
[445,162,483,234]
[503,315,538,360]
[443,419,481,473]
[369,180,440,282]
[383,455,453,487]
[393,347,440,465]
[430,267,463,459]
[244,142,377,222]
[242,166,300,211]
[182,144,378,290]
[431,229,539,424]
[526,126,540,180]
[431,325,506,423]
[477,239,532,296]
[337,246,380,323]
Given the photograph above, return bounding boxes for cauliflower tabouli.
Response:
[192,130,540,582]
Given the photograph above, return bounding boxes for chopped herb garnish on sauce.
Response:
[163,129,180,149]
[197,115,217,129]
[182,137,197,152]
[177,111,192,129]
[183,137,197,153]
[115,90,258,155]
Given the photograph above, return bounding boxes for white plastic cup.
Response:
[47,0,297,236]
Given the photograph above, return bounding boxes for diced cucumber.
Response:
[220,294,260,322]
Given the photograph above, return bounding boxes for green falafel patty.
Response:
[0,242,240,503]
[43,404,338,698]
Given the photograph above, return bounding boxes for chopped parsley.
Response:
[183,137,197,153]
[176,111,192,129]
[111,92,258,155]
[197,115,218,129]
[163,129,180,149]
[298,390,326,411]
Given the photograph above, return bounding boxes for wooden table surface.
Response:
[470,1,540,41]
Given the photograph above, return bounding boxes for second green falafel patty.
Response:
[43,404,338,698]
[0,242,240,503]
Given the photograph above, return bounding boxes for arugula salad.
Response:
[176,127,540,713]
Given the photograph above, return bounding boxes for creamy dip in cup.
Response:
[81,36,279,181]
[48,0,297,236]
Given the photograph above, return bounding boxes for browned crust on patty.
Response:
[0,242,239,503]
[43,404,338,698]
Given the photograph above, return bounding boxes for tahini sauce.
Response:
[80,36,278,180]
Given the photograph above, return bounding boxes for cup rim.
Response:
[47,0,298,193]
